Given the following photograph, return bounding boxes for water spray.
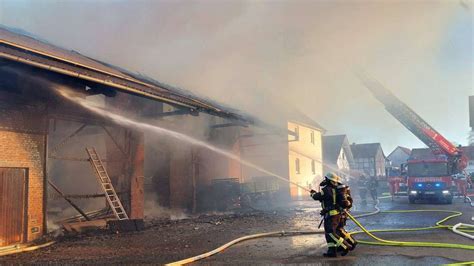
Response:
[56,86,312,192]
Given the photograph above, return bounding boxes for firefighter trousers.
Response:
[338,215,357,249]
[323,214,353,251]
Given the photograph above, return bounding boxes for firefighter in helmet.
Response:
[310,173,355,257]
[358,175,368,205]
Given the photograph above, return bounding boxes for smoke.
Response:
[1,1,471,151]
[56,86,312,192]
[144,195,188,220]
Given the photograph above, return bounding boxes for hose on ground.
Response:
[165,231,325,265]
[166,198,474,265]
[345,210,474,250]
[0,241,55,257]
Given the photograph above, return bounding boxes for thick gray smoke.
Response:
[1,0,472,151]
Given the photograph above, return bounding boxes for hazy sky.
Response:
[1,0,472,153]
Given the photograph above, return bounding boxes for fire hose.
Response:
[166,198,474,265]
[0,241,55,257]
[451,196,474,241]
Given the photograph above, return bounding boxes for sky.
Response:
[0,0,472,153]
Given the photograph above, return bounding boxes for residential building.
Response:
[287,119,325,198]
[387,146,411,168]
[322,135,354,181]
[239,115,325,200]
[350,143,386,178]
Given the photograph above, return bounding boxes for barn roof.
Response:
[0,25,250,122]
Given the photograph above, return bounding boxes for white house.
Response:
[322,135,354,181]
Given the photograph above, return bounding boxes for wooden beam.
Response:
[47,180,91,221]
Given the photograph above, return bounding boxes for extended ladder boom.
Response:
[359,75,467,171]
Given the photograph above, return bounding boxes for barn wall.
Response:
[0,91,47,245]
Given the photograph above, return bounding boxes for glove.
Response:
[310,189,316,194]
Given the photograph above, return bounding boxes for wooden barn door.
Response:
[0,168,27,246]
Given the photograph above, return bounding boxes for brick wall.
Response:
[0,97,46,241]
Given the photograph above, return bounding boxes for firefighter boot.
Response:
[337,243,352,256]
[349,240,358,251]
[323,247,337,258]
[339,247,349,256]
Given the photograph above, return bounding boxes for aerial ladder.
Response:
[359,74,469,203]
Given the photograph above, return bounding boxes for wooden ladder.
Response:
[85,147,129,220]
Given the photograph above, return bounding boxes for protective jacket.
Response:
[311,184,340,216]
[311,182,356,256]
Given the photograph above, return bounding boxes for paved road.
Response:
[197,197,474,265]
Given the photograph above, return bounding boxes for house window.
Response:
[310,131,315,144]
[295,126,300,140]
[295,158,300,174]
[311,160,316,174]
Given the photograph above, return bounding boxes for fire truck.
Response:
[360,75,469,204]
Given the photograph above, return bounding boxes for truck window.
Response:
[407,162,448,177]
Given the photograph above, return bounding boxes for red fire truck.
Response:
[406,151,455,203]
[361,74,469,204]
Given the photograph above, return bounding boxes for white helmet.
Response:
[325,172,342,184]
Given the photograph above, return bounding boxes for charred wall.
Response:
[105,93,144,219]
[0,63,148,246]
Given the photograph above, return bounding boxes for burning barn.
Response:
[0,26,252,247]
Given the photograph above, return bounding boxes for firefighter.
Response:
[358,175,368,205]
[367,176,379,203]
[310,173,353,257]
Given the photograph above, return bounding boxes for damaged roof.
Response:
[0,25,251,123]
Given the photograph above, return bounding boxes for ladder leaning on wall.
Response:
[85,147,129,220]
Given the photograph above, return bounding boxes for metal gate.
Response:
[0,168,27,246]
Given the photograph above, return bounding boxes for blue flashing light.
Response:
[417,183,423,188]
[435,183,441,187]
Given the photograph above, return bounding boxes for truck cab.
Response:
[407,159,453,204]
